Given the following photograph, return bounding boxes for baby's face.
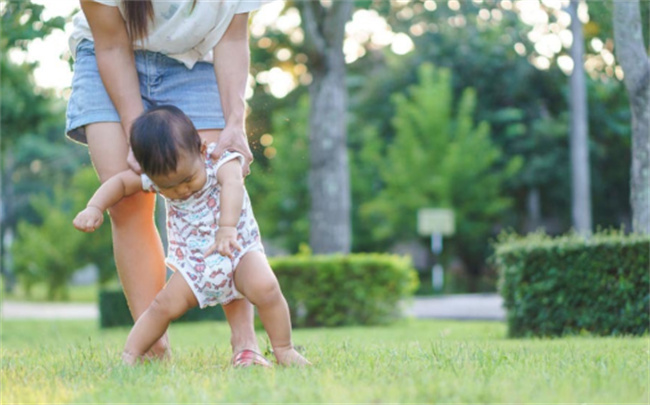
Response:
[150,151,206,200]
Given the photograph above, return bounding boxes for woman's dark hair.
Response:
[130,105,202,177]
[123,0,197,42]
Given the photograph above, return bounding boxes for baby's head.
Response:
[131,105,202,176]
[131,105,206,200]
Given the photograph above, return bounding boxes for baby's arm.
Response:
[206,160,244,258]
[73,170,143,232]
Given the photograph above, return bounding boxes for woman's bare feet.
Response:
[273,346,312,367]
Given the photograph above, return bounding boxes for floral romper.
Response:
[142,147,264,308]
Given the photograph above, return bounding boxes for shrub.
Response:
[99,290,224,328]
[12,189,84,300]
[270,253,419,327]
[493,230,649,337]
[99,253,418,328]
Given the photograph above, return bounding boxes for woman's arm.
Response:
[73,170,143,232]
[211,13,254,175]
[80,0,144,140]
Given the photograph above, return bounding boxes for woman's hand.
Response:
[211,126,253,176]
[126,147,142,174]
[73,206,104,232]
[205,226,242,259]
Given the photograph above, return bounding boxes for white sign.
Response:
[417,208,455,236]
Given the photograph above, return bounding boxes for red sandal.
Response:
[231,349,273,368]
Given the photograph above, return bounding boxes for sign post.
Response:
[417,208,455,292]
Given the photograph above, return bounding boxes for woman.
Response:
[66,0,268,367]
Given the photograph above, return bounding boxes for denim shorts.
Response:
[66,39,226,144]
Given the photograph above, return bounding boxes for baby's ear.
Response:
[200,141,207,155]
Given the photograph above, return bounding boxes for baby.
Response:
[74,105,309,367]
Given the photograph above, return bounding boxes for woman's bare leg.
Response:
[86,122,169,357]
[199,128,261,357]
[222,298,261,354]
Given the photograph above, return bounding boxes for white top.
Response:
[68,0,262,69]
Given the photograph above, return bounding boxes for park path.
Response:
[1,301,99,319]
[1,294,505,321]
[404,293,506,321]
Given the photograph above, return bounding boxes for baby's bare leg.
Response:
[122,273,198,364]
[234,251,310,366]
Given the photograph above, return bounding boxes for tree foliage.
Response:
[1,0,65,151]
[12,187,83,300]
[362,63,521,275]
[247,95,311,253]
[11,167,116,298]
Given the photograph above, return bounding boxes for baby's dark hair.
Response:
[130,105,202,177]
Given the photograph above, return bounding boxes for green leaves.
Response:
[494,230,650,337]
[0,1,65,50]
[1,0,67,151]
[362,63,520,274]
[271,253,419,327]
[11,167,116,299]
[12,186,84,300]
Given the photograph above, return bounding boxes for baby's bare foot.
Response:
[273,347,312,367]
[121,351,140,366]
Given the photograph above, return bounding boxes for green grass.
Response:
[1,319,648,403]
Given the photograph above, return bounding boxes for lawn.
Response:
[1,319,648,403]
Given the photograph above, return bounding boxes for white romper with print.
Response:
[142,147,264,308]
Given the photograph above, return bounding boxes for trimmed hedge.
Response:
[99,253,418,328]
[270,253,419,327]
[99,290,224,328]
[493,231,649,337]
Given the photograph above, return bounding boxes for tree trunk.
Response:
[613,0,650,234]
[300,0,353,253]
[568,0,592,235]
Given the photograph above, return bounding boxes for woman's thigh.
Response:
[85,122,130,182]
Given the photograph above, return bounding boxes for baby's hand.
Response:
[205,226,242,259]
[73,206,104,232]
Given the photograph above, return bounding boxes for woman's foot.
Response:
[273,347,312,367]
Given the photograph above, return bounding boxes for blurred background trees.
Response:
[1,1,112,296]
[612,0,650,234]
[2,0,645,298]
